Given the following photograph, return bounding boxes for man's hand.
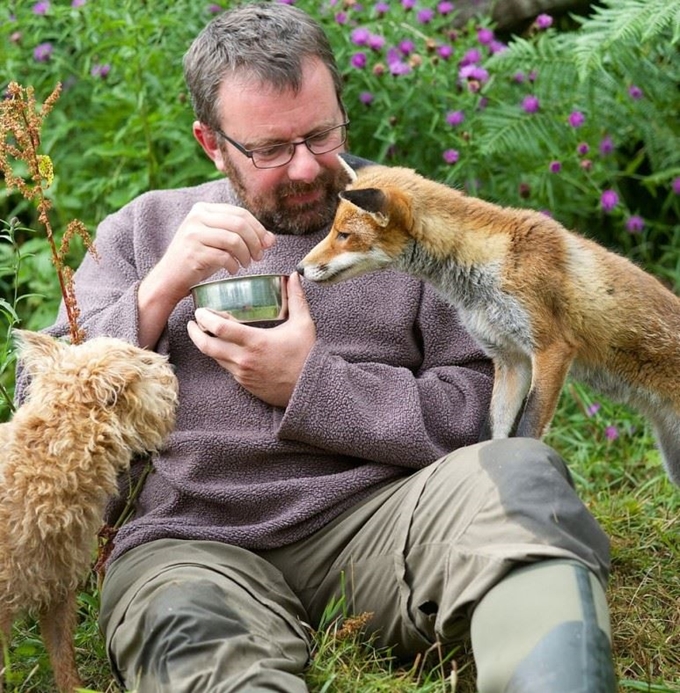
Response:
[187,272,317,407]
[151,202,275,303]
[138,203,275,349]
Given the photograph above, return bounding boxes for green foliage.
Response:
[1,0,678,344]
[305,0,679,280]
[1,1,679,691]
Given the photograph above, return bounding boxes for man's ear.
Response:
[193,121,227,173]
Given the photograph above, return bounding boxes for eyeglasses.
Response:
[214,121,350,169]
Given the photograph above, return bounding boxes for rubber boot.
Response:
[470,559,617,693]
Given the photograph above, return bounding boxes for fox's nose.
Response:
[296,264,306,276]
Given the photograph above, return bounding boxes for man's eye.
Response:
[256,144,288,160]
[309,132,332,146]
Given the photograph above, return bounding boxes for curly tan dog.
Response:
[0,330,178,693]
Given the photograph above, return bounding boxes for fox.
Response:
[297,155,680,485]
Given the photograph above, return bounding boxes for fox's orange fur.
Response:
[0,331,178,692]
[298,158,680,485]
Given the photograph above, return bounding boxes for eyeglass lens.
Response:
[252,123,347,168]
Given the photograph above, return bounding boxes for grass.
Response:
[2,382,679,692]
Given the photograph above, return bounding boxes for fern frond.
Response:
[476,107,558,159]
[570,0,679,78]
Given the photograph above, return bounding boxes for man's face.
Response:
[194,58,348,235]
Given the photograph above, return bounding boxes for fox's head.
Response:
[297,157,415,284]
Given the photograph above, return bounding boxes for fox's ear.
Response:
[340,188,386,213]
[338,154,359,183]
[12,329,66,375]
[340,188,389,227]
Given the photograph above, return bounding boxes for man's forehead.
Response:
[217,66,340,140]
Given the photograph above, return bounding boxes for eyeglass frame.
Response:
[213,120,350,169]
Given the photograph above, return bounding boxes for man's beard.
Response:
[222,150,346,236]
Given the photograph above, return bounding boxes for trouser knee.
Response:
[472,438,610,582]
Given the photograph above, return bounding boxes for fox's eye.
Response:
[335,232,350,241]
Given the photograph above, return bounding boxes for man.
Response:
[41,3,615,691]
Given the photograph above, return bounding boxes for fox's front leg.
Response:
[515,342,576,439]
[487,354,533,439]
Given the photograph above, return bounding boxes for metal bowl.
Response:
[190,274,289,327]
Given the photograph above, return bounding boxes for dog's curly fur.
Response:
[0,330,178,693]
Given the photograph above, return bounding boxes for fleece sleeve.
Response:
[277,284,493,469]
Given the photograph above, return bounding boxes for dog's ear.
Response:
[340,188,389,227]
[13,329,67,374]
[87,365,135,407]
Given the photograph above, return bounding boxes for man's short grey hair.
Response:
[183,2,345,131]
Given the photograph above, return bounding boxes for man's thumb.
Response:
[286,271,309,317]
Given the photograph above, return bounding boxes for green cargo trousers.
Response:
[99,438,610,692]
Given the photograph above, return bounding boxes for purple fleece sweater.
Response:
[30,177,493,563]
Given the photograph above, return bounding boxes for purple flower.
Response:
[375,2,389,15]
[528,70,538,82]
[577,142,590,156]
[437,44,453,60]
[389,60,412,76]
[522,95,540,113]
[586,402,601,417]
[513,72,526,83]
[443,149,460,164]
[335,12,348,24]
[599,136,614,155]
[568,111,585,128]
[459,65,489,83]
[351,27,371,46]
[536,13,553,29]
[33,1,50,14]
[477,28,494,45]
[549,161,562,173]
[398,40,415,56]
[359,91,374,105]
[402,0,416,8]
[626,215,644,233]
[446,110,465,126]
[33,42,53,61]
[673,177,680,194]
[417,8,435,23]
[628,85,643,99]
[600,189,619,212]
[71,0,86,6]
[386,47,401,65]
[208,4,222,13]
[350,52,367,69]
[368,34,385,51]
[460,48,482,66]
[91,63,111,79]
[489,40,508,54]
[605,425,619,441]
[438,1,455,13]
[276,0,296,4]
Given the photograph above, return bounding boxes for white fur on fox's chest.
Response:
[406,251,535,357]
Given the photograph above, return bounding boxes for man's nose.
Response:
[286,143,322,183]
